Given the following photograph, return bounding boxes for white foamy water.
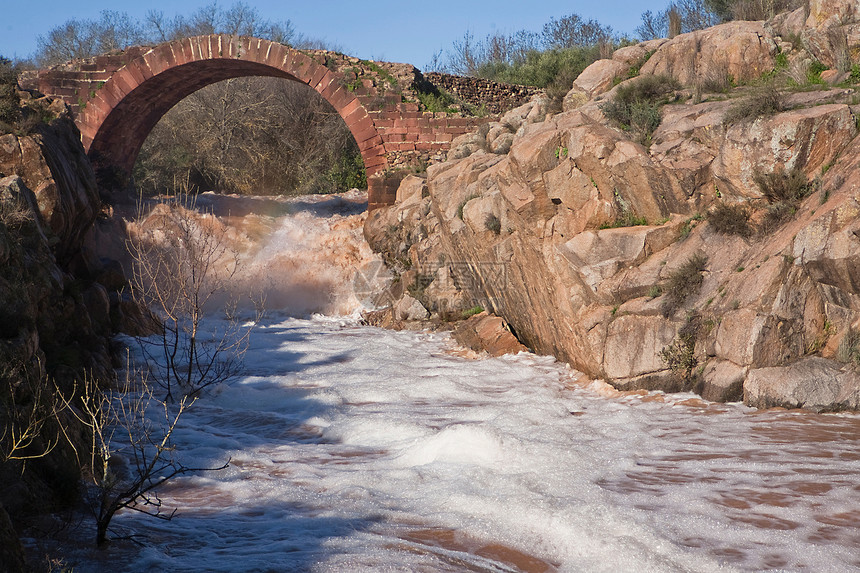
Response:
[44,192,860,572]
[47,315,860,572]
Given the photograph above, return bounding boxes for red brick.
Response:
[125,60,147,84]
[307,65,328,89]
[326,86,352,111]
[112,68,138,97]
[143,51,167,76]
[50,87,75,97]
[77,118,97,140]
[373,119,394,129]
[225,36,238,58]
[288,52,313,79]
[176,38,194,65]
[173,39,192,66]
[316,75,338,98]
[364,161,386,174]
[377,111,400,120]
[211,35,224,58]
[90,93,114,118]
[201,36,214,59]
[342,102,366,124]
[362,146,386,161]
[246,38,261,61]
[260,40,274,64]
[162,44,177,69]
[96,84,120,108]
[353,126,378,145]
[266,42,288,69]
[351,113,374,132]
[364,150,386,163]
[447,118,474,127]
[357,134,384,150]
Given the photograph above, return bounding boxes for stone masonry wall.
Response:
[424,72,542,115]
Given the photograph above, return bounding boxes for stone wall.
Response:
[424,72,542,115]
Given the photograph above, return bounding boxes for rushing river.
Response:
[39,192,860,572]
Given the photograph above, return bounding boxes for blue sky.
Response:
[1,0,661,67]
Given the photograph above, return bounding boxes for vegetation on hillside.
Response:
[600,74,681,145]
[430,14,618,111]
[0,57,58,136]
[432,0,809,104]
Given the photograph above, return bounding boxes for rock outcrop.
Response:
[453,312,529,356]
[366,2,860,412]
[0,98,132,569]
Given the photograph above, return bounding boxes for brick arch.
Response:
[76,35,386,182]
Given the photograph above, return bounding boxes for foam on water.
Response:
[40,192,859,571]
[47,315,860,572]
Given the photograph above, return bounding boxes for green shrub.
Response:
[724,85,787,125]
[754,166,814,232]
[753,166,812,204]
[325,149,367,191]
[806,60,828,85]
[678,213,704,240]
[601,74,680,144]
[545,63,583,113]
[476,46,600,89]
[416,89,458,113]
[457,194,479,219]
[599,210,648,229]
[484,213,502,235]
[761,202,798,232]
[699,72,733,94]
[659,312,702,386]
[462,305,485,319]
[661,253,708,317]
[707,202,751,237]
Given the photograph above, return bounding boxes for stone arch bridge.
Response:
[22,35,539,209]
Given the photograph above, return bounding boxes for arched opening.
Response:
[134,76,365,196]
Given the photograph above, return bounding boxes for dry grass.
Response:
[754,166,815,233]
[707,202,752,237]
[661,253,708,317]
[724,85,787,125]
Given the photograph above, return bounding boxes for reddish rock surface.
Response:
[365,5,860,411]
[453,312,529,356]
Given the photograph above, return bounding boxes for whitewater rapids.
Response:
[41,191,860,572]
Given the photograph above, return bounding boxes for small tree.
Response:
[126,186,257,401]
[69,367,228,546]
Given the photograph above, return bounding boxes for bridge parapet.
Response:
[20,36,539,208]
